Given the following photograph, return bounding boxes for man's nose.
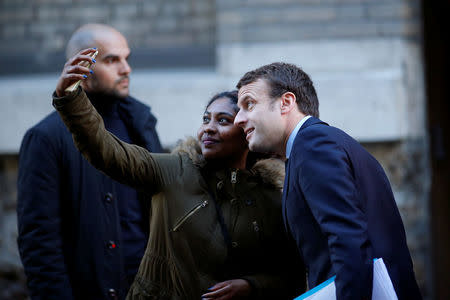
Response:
[120,59,132,75]
[234,110,246,127]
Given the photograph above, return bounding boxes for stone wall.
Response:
[0,0,216,74]
[0,0,431,299]
[0,155,27,299]
[364,139,431,293]
[217,0,421,43]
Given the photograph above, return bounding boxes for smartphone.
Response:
[64,50,99,94]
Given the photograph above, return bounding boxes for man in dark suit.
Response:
[234,62,421,300]
[17,24,163,300]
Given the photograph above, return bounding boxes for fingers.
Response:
[208,281,229,291]
[60,73,87,82]
[66,64,93,76]
[201,279,252,300]
[78,47,97,55]
[68,54,97,68]
[62,48,96,77]
[65,48,97,68]
[201,282,230,299]
[55,48,96,97]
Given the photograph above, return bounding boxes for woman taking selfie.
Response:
[52,48,305,300]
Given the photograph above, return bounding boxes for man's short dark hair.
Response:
[237,62,319,118]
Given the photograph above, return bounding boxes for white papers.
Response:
[294,258,398,300]
[295,275,336,300]
[372,258,398,300]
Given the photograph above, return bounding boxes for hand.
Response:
[201,279,252,300]
[55,48,97,97]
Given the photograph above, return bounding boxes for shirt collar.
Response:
[286,115,311,159]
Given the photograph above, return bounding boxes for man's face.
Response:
[82,32,131,98]
[234,79,285,154]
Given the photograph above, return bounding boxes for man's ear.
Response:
[280,92,297,115]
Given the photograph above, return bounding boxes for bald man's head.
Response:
[66,24,124,59]
[66,24,132,98]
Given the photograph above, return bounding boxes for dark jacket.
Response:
[284,117,421,300]
[17,93,162,300]
[52,88,306,300]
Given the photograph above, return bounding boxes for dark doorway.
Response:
[422,1,450,299]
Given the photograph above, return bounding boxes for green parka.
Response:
[53,88,306,300]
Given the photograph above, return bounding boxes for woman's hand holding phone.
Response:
[55,48,98,97]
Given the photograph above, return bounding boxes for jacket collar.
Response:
[117,96,160,150]
[299,116,328,131]
[173,137,285,190]
[286,117,328,158]
[289,117,329,159]
[286,116,312,159]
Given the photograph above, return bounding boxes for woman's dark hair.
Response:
[205,90,272,168]
[205,90,239,112]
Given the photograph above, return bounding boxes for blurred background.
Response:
[0,0,449,299]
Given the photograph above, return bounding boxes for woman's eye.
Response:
[247,101,255,110]
[218,118,230,124]
[202,116,210,124]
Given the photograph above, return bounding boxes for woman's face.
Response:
[197,97,249,166]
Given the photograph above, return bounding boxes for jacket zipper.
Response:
[252,221,260,232]
[231,170,237,183]
[253,220,261,240]
[231,169,238,192]
[172,200,208,232]
[230,169,239,231]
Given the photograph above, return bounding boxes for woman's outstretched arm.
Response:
[52,48,180,192]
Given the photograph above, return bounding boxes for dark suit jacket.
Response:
[17,94,162,300]
[283,117,421,300]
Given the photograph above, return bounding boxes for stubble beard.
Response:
[249,129,281,155]
[249,134,270,154]
[88,74,129,99]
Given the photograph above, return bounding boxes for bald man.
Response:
[17,24,163,300]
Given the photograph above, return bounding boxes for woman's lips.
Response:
[202,138,219,146]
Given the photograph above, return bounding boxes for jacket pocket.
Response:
[171,200,209,232]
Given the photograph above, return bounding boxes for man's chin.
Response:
[117,92,129,98]
[248,140,260,152]
[249,140,272,154]
[107,89,129,99]
[116,87,129,97]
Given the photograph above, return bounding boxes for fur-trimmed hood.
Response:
[172,137,285,190]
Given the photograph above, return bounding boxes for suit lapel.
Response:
[282,117,327,233]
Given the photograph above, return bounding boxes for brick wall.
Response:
[217,0,421,43]
[0,0,216,74]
